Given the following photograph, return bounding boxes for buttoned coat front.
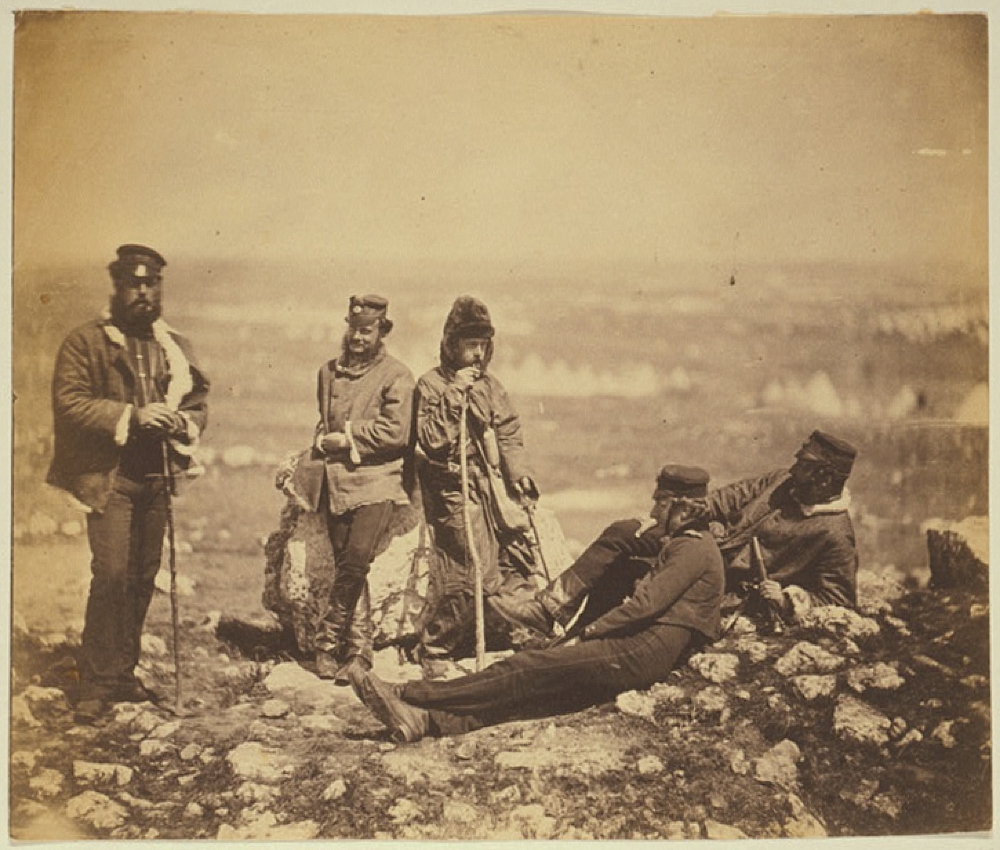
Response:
[47,318,210,512]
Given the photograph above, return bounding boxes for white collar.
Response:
[798,488,852,516]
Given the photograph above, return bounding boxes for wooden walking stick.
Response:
[161,441,186,715]
[459,394,487,672]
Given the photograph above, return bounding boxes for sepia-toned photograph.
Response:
[8,4,991,842]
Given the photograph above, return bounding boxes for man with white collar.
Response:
[704,430,859,616]
[47,244,209,722]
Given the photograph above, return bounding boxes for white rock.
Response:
[442,800,479,823]
[263,661,344,711]
[261,699,291,719]
[637,755,664,775]
[322,779,348,801]
[12,696,41,728]
[753,739,801,788]
[179,743,202,761]
[931,720,958,749]
[833,695,891,746]
[688,652,740,683]
[389,798,422,824]
[300,713,348,734]
[148,720,181,739]
[774,642,844,677]
[693,686,729,718]
[139,740,174,758]
[64,791,128,830]
[846,662,905,693]
[227,741,295,782]
[72,761,132,786]
[11,750,41,772]
[29,768,65,797]
[154,569,196,596]
[704,820,747,839]
[784,793,827,837]
[217,812,319,840]
[508,803,557,839]
[733,636,770,663]
[798,607,880,641]
[140,634,169,657]
[791,674,838,701]
[236,782,279,804]
[185,802,204,818]
[615,689,657,721]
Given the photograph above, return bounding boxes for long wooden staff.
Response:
[459,395,486,671]
[161,441,184,714]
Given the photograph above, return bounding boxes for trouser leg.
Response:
[125,480,168,675]
[80,481,138,695]
[403,623,694,735]
[316,501,393,657]
[537,519,661,625]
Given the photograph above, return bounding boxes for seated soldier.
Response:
[496,431,858,640]
[349,466,723,743]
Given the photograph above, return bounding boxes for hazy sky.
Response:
[12,10,988,273]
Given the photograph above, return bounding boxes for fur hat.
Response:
[442,296,495,341]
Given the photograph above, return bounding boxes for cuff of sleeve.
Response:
[179,412,200,443]
[115,405,133,447]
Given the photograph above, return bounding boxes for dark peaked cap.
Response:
[797,430,857,474]
[112,244,166,279]
[346,294,391,329]
[654,465,710,499]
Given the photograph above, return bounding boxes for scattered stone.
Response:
[29,769,65,798]
[389,798,423,824]
[12,696,41,728]
[148,720,182,739]
[870,790,905,820]
[490,784,523,806]
[799,607,880,641]
[856,568,906,617]
[139,740,174,758]
[454,740,478,760]
[774,642,845,677]
[300,713,348,734]
[846,662,905,693]
[508,803,557,839]
[649,682,687,703]
[322,779,348,801]
[882,615,911,636]
[931,721,958,749]
[128,710,164,735]
[185,802,204,818]
[179,744,202,761]
[791,674,838,701]
[442,800,479,824]
[227,741,296,782]
[969,603,989,620]
[688,652,740,683]
[616,689,657,721]
[11,750,41,772]
[704,820,747,839]
[637,755,665,775]
[833,695,891,746]
[733,636,770,663]
[261,699,291,719]
[217,812,319,840]
[72,761,133,787]
[140,634,169,657]
[263,662,344,711]
[236,782,279,805]
[693,686,729,720]
[960,674,989,691]
[154,570,196,596]
[889,717,908,739]
[784,792,827,837]
[64,791,128,831]
[754,739,801,788]
[21,685,71,714]
[495,725,625,775]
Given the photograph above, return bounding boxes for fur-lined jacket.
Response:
[46,316,210,512]
[704,469,858,608]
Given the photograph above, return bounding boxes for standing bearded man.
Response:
[47,245,209,723]
[413,296,541,660]
[311,295,415,684]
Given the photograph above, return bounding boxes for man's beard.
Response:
[111,294,161,332]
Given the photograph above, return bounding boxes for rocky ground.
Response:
[9,513,992,841]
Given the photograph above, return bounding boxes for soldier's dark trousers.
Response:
[317,500,394,663]
[402,623,694,736]
[537,519,663,625]
[80,475,167,698]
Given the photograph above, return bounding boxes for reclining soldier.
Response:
[496,430,858,640]
[349,466,723,743]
